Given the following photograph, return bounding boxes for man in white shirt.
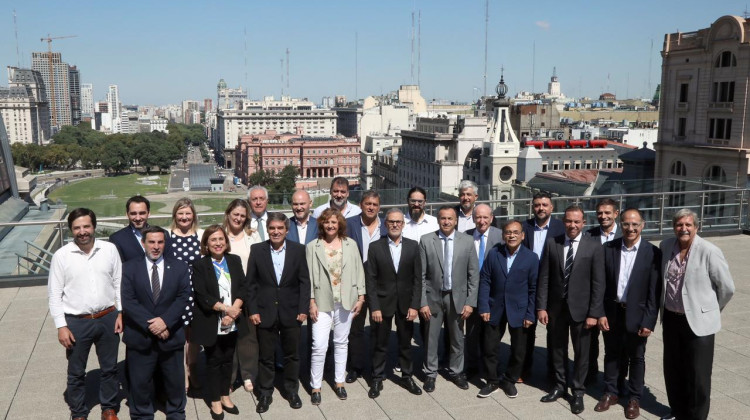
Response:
[48,208,122,420]
[455,180,479,233]
[248,185,270,241]
[402,186,438,243]
[311,177,362,219]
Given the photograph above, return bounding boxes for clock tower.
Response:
[479,71,521,211]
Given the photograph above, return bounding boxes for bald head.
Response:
[291,190,312,222]
[473,203,494,234]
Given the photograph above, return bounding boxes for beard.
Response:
[410,207,424,221]
[332,197,346,208]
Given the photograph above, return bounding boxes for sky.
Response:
[1,0,748,106]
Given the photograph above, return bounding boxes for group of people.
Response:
[47,177,735,420]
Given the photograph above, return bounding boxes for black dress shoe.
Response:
[423,377,436,393]
[287,393,302,409]
[368,380,383,398]
[335,386,348,400]
[345,370,360,383]
[255,396,272,414]
[222,404,239,415]
[403,377,422,395]
[571,395,584,414]
[209,410,224,420]
[452,374,469,390]
[311,391,321,405]
[540,387,565,403]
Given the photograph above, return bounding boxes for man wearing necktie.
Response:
[536,205,605,414]
[248,185,269,240]
[121,226,191,419]
[464,204,504,377]
[419,206,479,392]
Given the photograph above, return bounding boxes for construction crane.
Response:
[40,34,77,129]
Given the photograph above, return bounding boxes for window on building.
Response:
[669,160,687,208]
[678,117,687,137]
[679,83,689,102]
[711,81,735,102]
[715,51,737,68]
[709,118,732,140]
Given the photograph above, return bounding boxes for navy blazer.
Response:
[603,238,662,333]
[247,240,310,328]
[345,215,388,261]
[110,224,171,263]
[287,216,318,245]
[478,244,539,328]
[521,217,565,260]
[121,256,191,352]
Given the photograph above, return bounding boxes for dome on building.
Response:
[217,79,227,90]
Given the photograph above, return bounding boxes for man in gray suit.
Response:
[419,205,480,392]
[464,203,504,376]
[660,209,734,420]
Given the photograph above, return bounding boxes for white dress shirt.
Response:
[388,236,402,273]
[312,201,362,219]
[48,239,122,328]
[250,212,268,240]
[457,208,475,233]
[472,228,489,258]
[146,256,164,291]
[563,232,583,261]
[360,217,382,263]
[296,218,309,243]
[402,213,439,243]
[617,238,641,302]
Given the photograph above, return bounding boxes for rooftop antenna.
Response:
[286,48,290,93]
[280,58,284,97]
[410,11,415,83]
[483,0,488,97]
[744,5,750,19]
[418,10,422,87]
[13,9,20,67]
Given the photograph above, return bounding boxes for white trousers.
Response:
[310,302,355,389]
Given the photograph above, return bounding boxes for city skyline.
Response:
[1,1,746,105]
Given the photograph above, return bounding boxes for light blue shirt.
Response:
[439,230,455,291]
[617,238,640,302]
[532,222,549,259]
[388,236,402,273]
[596,224,618,244]
[506,246,520,273]
[270,243,286,285]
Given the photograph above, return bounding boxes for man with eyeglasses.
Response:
[402,186,438,243]
[594,209,661,419]
[365,208,423,398]
[477,220,538,399]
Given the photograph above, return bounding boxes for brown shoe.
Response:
[594,393,618,412]
[101,408,119,420]
[625,399,640,419]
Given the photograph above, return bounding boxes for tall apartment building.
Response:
[215,97,336,168]
[655,15,750,190]
[106,85,121,132]
[80,83,94,119]
[68,66,81,125]
[0,67,51,145]
[182,100,200,124]
[31,51,72,130]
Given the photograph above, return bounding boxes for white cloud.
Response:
[535,21,550,30]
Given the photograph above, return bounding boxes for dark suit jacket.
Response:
[247,240,310,328]
[121,256,191,352]
[190,253,249,347]
[365,236,422,317]
[109,224,171,263]
[478,245,539,328]
[346,215,388,261]
[465,226,504,264]
[521,218,565,260]
[287,216,318,245]
[603,238,661,333]
[537,234,605,322]
[586,225,623,243]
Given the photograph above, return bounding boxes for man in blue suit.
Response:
[287,190,318,244]
[110,196,169,263]
[520,192,564,381]
[477,220,538,399]
[344,190,387,382]
[121,226,191,419]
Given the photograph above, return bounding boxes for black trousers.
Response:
[126,345,186,420]
[602,305,646,400]
[464,310,482,372]
[347,300,368,373]
[663,310,715,420]
[589,327,601,374]
[522,322,554,378]
[482,313,527,384]
[64,311,120,418]
[257,321,301,397]
[370,311,415,380]
[548,302,590,395]
[204,333,237,402]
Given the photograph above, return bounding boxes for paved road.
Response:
[3,235,748,419]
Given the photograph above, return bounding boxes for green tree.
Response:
[100,138,133,174]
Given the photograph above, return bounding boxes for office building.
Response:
[0,67,51,145]
[68,66,81,125]
[31,51,72,130]
[81,83,94,119]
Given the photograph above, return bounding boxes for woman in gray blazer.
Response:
[307,208,366,405]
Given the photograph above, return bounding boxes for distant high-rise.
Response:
[81,83,94,119]
[204,98,213,114]
[31,51,72,129]
[106,85,121,132]
[0,66,51,145]
[217,79,247,110]
[68,65,81,125]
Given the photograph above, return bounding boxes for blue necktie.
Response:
[478,234,486,268]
